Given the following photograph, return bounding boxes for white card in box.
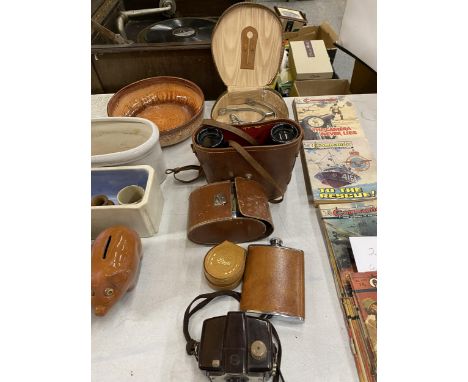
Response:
[91,165,164,239]
[289,40,334,80]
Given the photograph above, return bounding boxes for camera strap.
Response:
[183,290,242,358]
[183,290,285,382]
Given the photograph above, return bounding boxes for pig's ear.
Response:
[109,270,130,285]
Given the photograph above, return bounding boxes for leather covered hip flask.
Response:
[240,238,305,321]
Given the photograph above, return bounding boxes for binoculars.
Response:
[196,122,300,148]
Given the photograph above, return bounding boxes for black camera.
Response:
[199,312,276,381]
[184,291,283,382]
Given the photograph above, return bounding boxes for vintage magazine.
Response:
[318,201,378,382]
[342,297,375,382]
[293,95,366,140]
[349,314,375,382]
[318,200,377,297]
[350,272,377,374]
[303,139,377,205]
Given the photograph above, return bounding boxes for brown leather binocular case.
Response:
[187,177,273,245]
[191,119,303,203]
[240,239,305,321]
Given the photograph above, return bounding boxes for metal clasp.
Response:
[214,193,227,206]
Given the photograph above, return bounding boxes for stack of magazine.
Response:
[293,96,377,382]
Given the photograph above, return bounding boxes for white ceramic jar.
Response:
[91,117,166,184]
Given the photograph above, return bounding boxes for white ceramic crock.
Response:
[91,117,166,184]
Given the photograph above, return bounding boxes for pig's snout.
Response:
[94,305,108,316]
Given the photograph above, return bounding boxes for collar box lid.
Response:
[211,3,284,92]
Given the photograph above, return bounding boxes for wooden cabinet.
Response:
[91,0,240,99]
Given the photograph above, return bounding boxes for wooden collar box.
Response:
[289,40,334,80]
[210,3,289,125]
[91,0,240,99]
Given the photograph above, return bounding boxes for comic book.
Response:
[350,272,378,374]
[349,315,376,382]
[292,95,366,140]
[318,200,377,297]
[302,139,377,205]
[341,297,374,382]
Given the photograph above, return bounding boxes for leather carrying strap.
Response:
[201,119,258,146]
[202,119,283,202]
[228,140,284,203]
[165,165,204,183]
[175,119,284,203]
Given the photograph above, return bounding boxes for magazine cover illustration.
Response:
[303,139,376,204]
[319,200,377,294]
[293,96,365,140]
[350,272,377,363]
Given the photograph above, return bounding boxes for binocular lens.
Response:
[196,127,224,148]
[270,123,299,144]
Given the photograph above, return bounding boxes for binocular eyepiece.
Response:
[196,127,225,148]
[196,123,299,148]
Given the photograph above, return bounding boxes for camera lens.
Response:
[196,127,224,148]
[270,123,299,144]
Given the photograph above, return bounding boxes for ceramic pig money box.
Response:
[91,225,142,316]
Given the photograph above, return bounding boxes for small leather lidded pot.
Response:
[203,241,246,290]
[91,225,142,316]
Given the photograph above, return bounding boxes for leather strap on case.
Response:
[201,120,284,202]
[201,119,259,146]
[173,119,286,203]
[165,165,204,183]
[228,140,284,203]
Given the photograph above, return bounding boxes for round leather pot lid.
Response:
[204,241,246,286]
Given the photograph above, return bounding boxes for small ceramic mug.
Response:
[117,185,145,205]
[91,194,115,206]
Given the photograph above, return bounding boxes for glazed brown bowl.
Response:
[107,76,205,147]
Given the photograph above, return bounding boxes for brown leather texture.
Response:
[187,178,273,245]
[192,119,303,201]
[91,225,142,316]
[240,244,305,320]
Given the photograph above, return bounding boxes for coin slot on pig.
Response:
[102,236,112,259]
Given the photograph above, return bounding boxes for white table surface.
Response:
[91,94,376,382]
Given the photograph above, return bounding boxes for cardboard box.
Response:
[289,40,334,80]
[274,6,307,32]
[284,23,338,63]
[289,79,351,97]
